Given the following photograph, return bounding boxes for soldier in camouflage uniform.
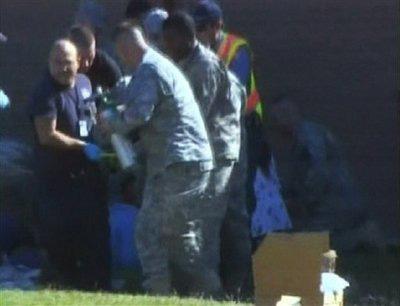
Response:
[221,71,253,297]
[163,13,251,297]
[106,24,217,296]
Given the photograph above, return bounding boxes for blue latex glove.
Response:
[83,143,103,162]
[0,89,10,110]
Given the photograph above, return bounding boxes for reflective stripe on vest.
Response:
[218,33,263,117]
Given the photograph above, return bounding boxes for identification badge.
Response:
[79,120,89,137]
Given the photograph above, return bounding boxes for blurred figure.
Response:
[28,39,110,290]
[0,32,7,43]
[0,33,38,267]
[125,0,154,25]
[75,0,106,34]
[68,25,122,90]
[163,12,250,298]
[0,89,9,111]
[0,33,10,112]
[192,0,265,215]
[143,8,169,48]
[74,0,121,67]
[109,175,142,290]
[161,0,199,14]
[265,95,368,249]
[192,1,264,297]
[107,24,215,296]
[192,0,262,116]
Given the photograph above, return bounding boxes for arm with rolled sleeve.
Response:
[30,91,86,150]
[109,66,159,135]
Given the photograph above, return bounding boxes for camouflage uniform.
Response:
[220,72,252,297]
[180,43,250,296]
[111,48,215,295]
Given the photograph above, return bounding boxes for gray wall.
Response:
[0,0,398,239]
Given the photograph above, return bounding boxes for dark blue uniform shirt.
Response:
[29,71,93,180]
[86,49,122,90]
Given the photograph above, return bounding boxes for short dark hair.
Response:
[163,11,196,41]
[68,25,95,49]
[125,0,152,20]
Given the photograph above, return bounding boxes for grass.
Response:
[0,290,251,306]
[337,247,400,305]
[1,248,399,306]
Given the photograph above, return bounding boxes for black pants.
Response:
[36,167,110,291]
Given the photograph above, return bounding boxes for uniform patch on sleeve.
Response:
[81,88,91,100]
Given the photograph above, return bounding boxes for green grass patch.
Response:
[0,290,252,306]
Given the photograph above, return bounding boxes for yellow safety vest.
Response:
[217,32,263,118]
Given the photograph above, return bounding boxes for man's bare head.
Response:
[113,22,148,71]
[49,39,79,86]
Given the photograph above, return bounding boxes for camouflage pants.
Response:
[207,159,252,298]
[208,160,235,197]
[220,160,252,298]
[135,162,222,297]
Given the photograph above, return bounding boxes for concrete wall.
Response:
[0,0,398,239]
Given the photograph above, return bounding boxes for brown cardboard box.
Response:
[252,232,330,306]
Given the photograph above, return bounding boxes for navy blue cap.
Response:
[192,0,223,28]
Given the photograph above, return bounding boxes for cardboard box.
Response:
[252,232,330,306]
